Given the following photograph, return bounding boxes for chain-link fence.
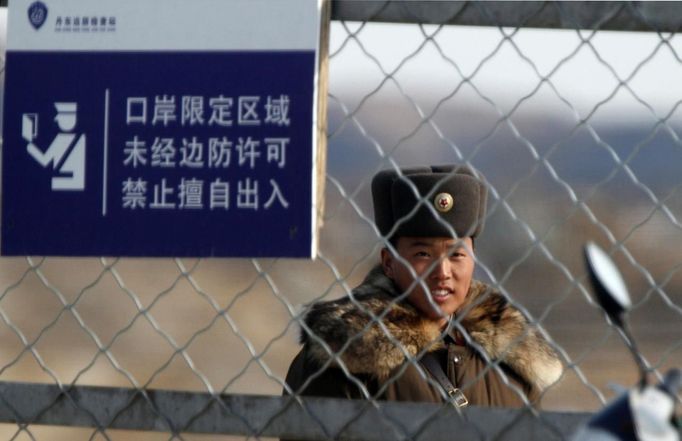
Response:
[0,1,681,439]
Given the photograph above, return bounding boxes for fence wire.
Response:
[0,1,681,440]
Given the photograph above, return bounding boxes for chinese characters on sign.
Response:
[120,94,292,212]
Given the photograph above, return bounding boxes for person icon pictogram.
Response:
[24,102,86,191]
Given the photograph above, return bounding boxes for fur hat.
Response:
[371,165,488,240]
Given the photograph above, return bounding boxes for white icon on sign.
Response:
[23,102,86,191]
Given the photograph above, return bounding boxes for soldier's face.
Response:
[381,236,475,326]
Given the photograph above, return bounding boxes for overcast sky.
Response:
[329,21,682,126]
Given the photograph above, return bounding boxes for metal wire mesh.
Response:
[0,2,681,439]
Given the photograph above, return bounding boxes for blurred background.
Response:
[0,3,681,439]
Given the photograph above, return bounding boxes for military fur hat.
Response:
[371,165,488,240]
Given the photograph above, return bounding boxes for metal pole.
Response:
[0,381,595,440]
[331,1,682,32]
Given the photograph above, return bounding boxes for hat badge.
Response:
[434,193,454,213]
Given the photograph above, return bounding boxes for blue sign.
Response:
[2,0,322,257]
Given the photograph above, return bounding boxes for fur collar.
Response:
[301,265,562,392]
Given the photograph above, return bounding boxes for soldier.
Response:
[284,165,562,408]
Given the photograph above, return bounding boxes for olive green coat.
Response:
[284,266,562,408]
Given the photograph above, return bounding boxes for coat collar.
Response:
[301,265,562,393]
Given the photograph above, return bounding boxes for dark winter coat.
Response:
[284,265,562,408]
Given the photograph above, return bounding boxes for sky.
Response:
[328,21,682,126]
